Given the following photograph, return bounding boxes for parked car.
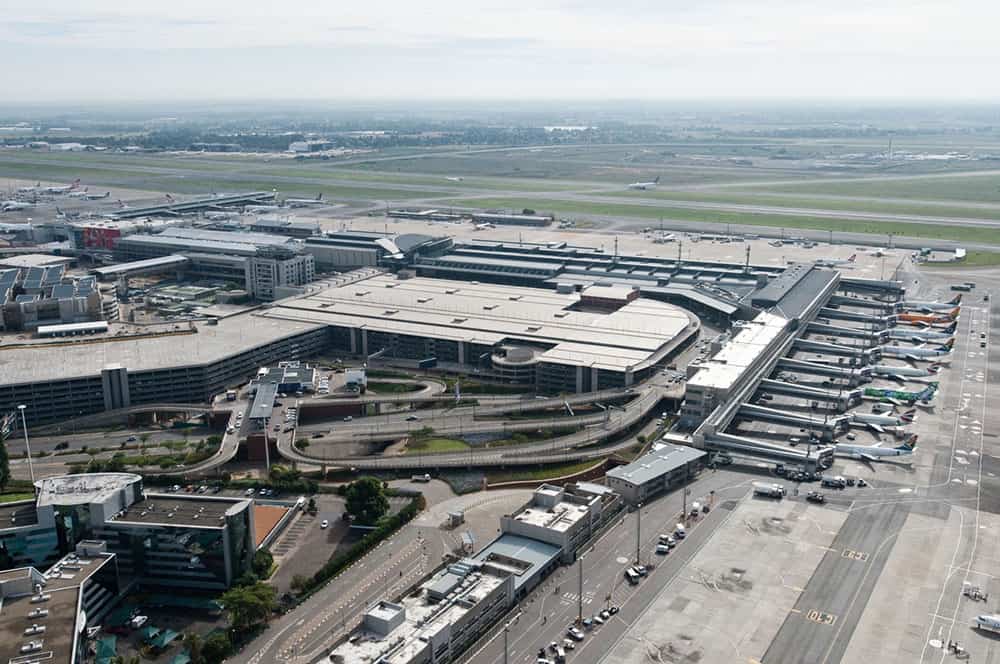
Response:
[656,544,670,555]
[806,491,826,504]
[320,520,329,529]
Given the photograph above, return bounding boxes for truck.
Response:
[411,474,431,483]
[752,482,786,498]
[951,283,973,292]
[821,475,847,489]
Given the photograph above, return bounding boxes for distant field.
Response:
[731,171,1000,203]
[447,196,1000,244]
[605,189,1000,220]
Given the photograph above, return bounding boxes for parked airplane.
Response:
[85,191,110,200]
[864,382,939,404]
[244,205,282,214]
[902,294,962,312]
[17,183,40,194]
[898,308,960,325]
[1,200,36,212]
[851,409,916,433]
[881,339,954,362]
[835,438,916,462]
[55,207,80,220]
[44,179,81,194]
[973,614,1000,633]
[816,254,857,267]
[870,363,943,383]
[869,248,893,257]
[445,176,465,182]
[627,176,660,190]
[285,193,324,207]
[473,222,495,231]
[888,322,956,343]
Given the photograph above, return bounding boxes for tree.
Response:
[344,476,389,526]
[185,632,204,664]
[306,497,317,515]
[202,632,232,664]
[252,550,273,578]
[221,582,277,633]
[290,574,308,593]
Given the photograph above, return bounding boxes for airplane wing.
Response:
[888,374,906,384]
[860,453,879,463]
[866,422,885,434]
[910,336,924,344]
[905,354,922,363]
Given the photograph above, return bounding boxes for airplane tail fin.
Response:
[316,193,323,201]
[848,254,856,262]
[949,294,963,305]
[901,408,917,422]
[941,338,955,350]
[945,321,957,333]
[947,306,961,319]
[654,176,660,184]
[897,435,917,451]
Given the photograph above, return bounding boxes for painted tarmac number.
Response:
[806,609,838,626]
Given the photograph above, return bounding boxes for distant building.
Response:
[245,250,315,300]
[288,140,334,153]
[606,443,706,504]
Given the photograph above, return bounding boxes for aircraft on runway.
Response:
[835,438,916,462]
[870,363,942,383]
[902,294,962,313]
[44,179,80,194]
[1,200,36,212]
[285,193,324,207]
[898,308,960,325]
[888,322,956,343]
[816,254,857,267]
[881,338,954,362]
[445,176,465,182]
[851,409,916,433]
[864,382,939,404]
[627,176,660,190]
[84,190,110,200]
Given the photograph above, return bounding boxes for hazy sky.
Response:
[3,0,998,103]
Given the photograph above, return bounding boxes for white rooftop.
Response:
[687,311,788,391]
[34,473,141,508]
[513,502,589,533]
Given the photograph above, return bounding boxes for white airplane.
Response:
[902,294,962,312]
[627,176,660,190]
[870,363,942,383]
[851,409,916,433]
[835,438,916,462]
[869,248,893,257]
[85,191,110,200]
[17,183,40,194]
[285,193,324,207]
[445,176,465,182]
[881,339,953,362]
[204,211,236,221]
[888,321,956,343]
[815,254,857,267]
[1,200,36,212]
[473,222,495,231]
[653,233,676,244]
[244,204,282,214]
[45,179,81,194]
[973,614,1000,633]
[67,188,88,198]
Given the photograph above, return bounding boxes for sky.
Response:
[3,0,999,103]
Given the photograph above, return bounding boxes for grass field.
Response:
[0,493,34,504]
[447,196,1000,245]
[923,251,1000,268]
[606,189,1000,220]
[405,438,470,454]
[731,172,1000,204]
[367,381,421,394]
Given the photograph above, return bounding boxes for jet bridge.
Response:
[793,338,881,362]
[736,403,849,440]
[758,378,862,411]
[818,307,896,328]
[807,321,890,345]
[828,294,903,312]
[704,432,834,470]
[775,357,872,386]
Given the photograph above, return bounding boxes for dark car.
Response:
[806,491,826,504]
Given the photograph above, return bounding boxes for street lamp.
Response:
[17,405,34,484]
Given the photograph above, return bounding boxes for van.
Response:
[624,568,640,585]
[674,524,687,538]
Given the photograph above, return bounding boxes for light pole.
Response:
[503,620,509,664]
[17,405,34,484]
[577,554,584,624]
[634,502,642,565]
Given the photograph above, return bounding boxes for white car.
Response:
[245,488,255,497]
[567,627,585,641]
[320,520,330,529]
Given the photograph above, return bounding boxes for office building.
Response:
[606,443,707,504]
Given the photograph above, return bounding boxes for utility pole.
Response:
[577,554,584,623]
[503,621,509,664]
